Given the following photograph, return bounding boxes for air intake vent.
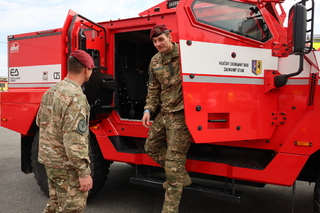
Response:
[308,73,317,106]
[167,0,180,9]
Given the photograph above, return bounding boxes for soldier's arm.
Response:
[144,66,161,114]
[62,95,91,178]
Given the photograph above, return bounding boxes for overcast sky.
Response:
[0,0,319,77]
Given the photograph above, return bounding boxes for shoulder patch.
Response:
[76,118,88,135]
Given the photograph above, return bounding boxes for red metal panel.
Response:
[8,30,63,89]
[108,112,149,138]
[0,89,44,135]
[8,30,62,68]
[1,89,45,104]
[1,103,39,135]
[94,133,157,166]
[182,78,278,143]
[185,153,308,186]
[279,109,320,155]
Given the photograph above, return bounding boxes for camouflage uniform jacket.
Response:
[36,78,91,178]
[144,42,184,114]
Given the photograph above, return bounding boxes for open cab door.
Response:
[63,11,114,122]
[62,10,106,73]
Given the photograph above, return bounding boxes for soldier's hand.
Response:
[79,175,93,192]
[142,112,151,128]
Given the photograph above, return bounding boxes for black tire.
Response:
[31,131,49,196]
[31,131,112,199]
[314,175,320,212]
[88,131,112,198]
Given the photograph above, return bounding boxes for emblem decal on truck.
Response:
[53,72,60,80]
[43,71,48,81]
[10,42,19,53]
[252,60,262,75]
[10,68,19,76]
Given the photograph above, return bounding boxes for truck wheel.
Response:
[88,131,112,198]
[314,175,320,212]
[31,131,112,199]
[31,131,49,196]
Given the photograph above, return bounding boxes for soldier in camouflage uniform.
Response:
[36,50,94,213]
[142,24,191,213]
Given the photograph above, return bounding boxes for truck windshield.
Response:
[191,0,272,42]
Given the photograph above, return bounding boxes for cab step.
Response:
[130,175,243,203]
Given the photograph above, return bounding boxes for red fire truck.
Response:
[2,0,320,211]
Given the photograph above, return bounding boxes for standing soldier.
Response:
[36,50,94,213]
[142,24,191,213]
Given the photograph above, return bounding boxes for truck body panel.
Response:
[8,30,62,89]
[2,0,320,207]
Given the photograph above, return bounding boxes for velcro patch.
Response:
[76,118,88,135]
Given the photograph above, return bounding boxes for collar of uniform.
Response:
[64,77,83,91]
[161,42,179,65]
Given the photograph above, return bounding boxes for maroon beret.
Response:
[70,50,94,70]
[150,24,172,39]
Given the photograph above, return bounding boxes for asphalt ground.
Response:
[0,126,314,213]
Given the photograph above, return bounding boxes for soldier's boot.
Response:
[162,172,192,190]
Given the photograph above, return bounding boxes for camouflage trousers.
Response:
[43,166,88,213]
[145,110,191,213]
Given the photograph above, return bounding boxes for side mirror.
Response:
[287,4,307,54]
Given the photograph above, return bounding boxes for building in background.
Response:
[314,34,320,50]
[0,76,8,91]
